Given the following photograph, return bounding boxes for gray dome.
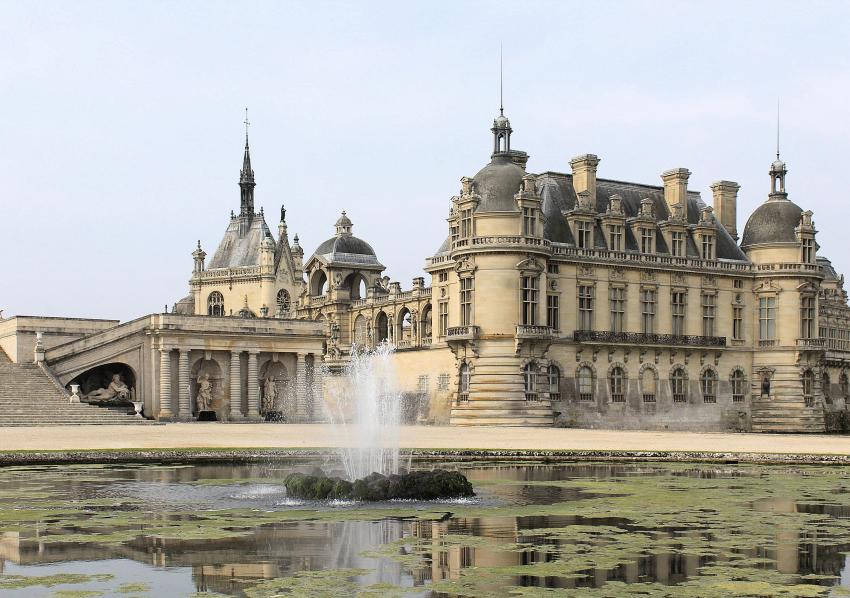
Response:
[313,235,376,257]
[741,198,803,248]
[494,114,510,128]
[472,154,525,212]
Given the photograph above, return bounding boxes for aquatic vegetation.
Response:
[0,573,113,590]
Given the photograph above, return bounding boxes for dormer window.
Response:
[609,225,623,251]
[460,209,473,238]
[576,221,592,249]
[701,234,715,260]
[670,231,685,257]
[522,207,536,237]
[640,227,654,254]
[802,237,815,264]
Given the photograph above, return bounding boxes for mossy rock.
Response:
[283,469,474,501]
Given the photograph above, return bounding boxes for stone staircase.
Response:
[0,349,152,426]
[751,396,825,433]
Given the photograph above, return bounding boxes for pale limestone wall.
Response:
[388,346,455,423]
[0,316,119,363]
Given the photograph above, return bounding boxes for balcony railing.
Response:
[758,339,777,348]
[446,326,480,341]
[516,325,553,339]
[572,330,726,348]
[797,338,826,349]
[452,235,552,253]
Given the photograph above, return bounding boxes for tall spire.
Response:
[499,44,504,117]
[239,107,255,218]
[776,97,780,160]
[769,99,787,198]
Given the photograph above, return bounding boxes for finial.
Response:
[244,107,250,146]
[280,204,286,222]
[197,239,201,249]
[776,97,780,160]
[499,44,504,117]
[294,233,299,243]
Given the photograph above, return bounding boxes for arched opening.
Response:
[731,370,746,403]
[523,362,537,401]
[671,368,687,403]
[353,314,368,346]
[641,368,657,403]
[701,369,717,403]
[68,363,137,406]
[375,311,389,343]
[259,360,290,418]
[577,366,593,402]
[421,304,433,341]
[760,371,771,397]
[310,270,328,297]
[397,307,412,344]
[346,273,368,300]
[276,289,291,316]
[609,366,625,403]
[802,369,815,407]
[190,358,222,417]
[548,365,561,400]
[208,291,225,316]
[458,363,470,403]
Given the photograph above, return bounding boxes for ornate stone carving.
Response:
[610,267,625,280]
[196,373,213,412]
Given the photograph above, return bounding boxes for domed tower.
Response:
[742,153,825,432]
[300,212,385,348]
[439,110,553,426]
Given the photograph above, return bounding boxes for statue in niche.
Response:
[86,374,130,402]
[263,376,278,413]
[196,373,213,412]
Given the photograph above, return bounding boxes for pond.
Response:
[2,460,850,597]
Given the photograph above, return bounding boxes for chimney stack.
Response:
[710,180,740,240]
[661,168,691,213]
[570,154,600,209]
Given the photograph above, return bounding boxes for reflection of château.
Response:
[1,104,848,431]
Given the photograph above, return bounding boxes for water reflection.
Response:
[1,462,850,596]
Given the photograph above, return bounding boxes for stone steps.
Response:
[750,398,825,433]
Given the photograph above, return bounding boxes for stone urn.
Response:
[131,401,144,418]
[69,384,81,403]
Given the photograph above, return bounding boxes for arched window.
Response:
[610,366,625,403]
[802,370,815,407]
[524,363,537,401]
[731,370,746,403]
[841,372,849,400]
[399,308,412,342]
[310,270,328,297]
[207,292,224,316]
[421,305,433,341]
[577,366,593,402]
[641,368,657,403]
[375,312,389,343]
[548,365,561,401]
[823,372,832,402]
[671,368,687,403]
[701,370,717,403]
[276,289,291,316]
[459,363,470,403]
[353,315,368,346]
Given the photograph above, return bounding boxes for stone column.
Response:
[178,349,191,420]
[295,352,307,422]
[159,346,173,420]
[310,354,324,422]
[247,351,260,420]
[229,351,242,420]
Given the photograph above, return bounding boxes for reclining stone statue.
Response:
[85,374,130,402]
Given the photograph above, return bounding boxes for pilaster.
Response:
[159,346,173,420]
[178,348,191,420]
[247,351,261,420]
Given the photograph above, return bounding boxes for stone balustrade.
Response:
[573,330,726,348]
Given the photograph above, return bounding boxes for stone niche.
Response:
[191,357,224,420]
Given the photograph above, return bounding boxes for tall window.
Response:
[670,231,685,257]
[802,237,815,263]
[522,207,536,236]
[640,228,654,254]
[610,366,625,402]
[438,301,449,337]
[547,295,560,330]
[671,368,687,403]
[578,285,594,331]
[521,276,539,326]
[460,278,474,325]
[610,287,625,333]
[548,365,561,400]
[609,225,623,251]
[801,296,816,338]
[759,296,776,341]
[702,234,715,260]
[458,363,470,403]
[576,221,592,249]
[731,370,746,403]
[802,369,815,407]
[702,293,716,337]
[841,372,849,400]
[641,289,656,334]
[641,368,657,403]
[823,373,832,402]
[460,209,473,238]
[672,291,687,336]
[578,366,593,401]
[276,289,291,315]
[701,370,717,403]
[733,305,743,340]
[524,363,537,401]
[208,291,225,316]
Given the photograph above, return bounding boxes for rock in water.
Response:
[283,469,474,501]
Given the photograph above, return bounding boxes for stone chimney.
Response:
[710,180,740,240]
[570,154,600,209]
[661,168,691,214]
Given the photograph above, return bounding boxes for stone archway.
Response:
[68,363,136,406]
[260,360,290,420]
[191,358,223,418]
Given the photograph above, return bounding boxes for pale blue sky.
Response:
[2,1,849,320]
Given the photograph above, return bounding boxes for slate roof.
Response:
[740,196,804,248]
[208,215,273,269]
